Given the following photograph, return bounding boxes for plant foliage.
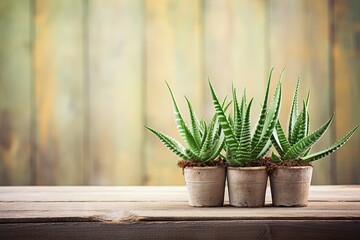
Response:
[209,68,282,166]
[271,79,359,163]
[145,82,228,163]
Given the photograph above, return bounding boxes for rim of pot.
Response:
[184,166,225,170]
[274,166,313,170]
[227,166,267,170]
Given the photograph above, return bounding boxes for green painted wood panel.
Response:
[34,0,84,185]
[145,0,203,185]
[269,0,332,184]
[88,0,144,185]
[0,0,358,185]
[203,0,267,123]
[0,0,32,185]
[333,0,360,184]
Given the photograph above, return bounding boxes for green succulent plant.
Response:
[271,79,359,163]
[208,69,282,166]
[146,82,229,163]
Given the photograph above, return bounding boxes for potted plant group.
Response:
[270,79,359,207]
[208,69,282,207]
[146,82,228,207]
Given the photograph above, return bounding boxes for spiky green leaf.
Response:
[238,99,253,163]
[185,96,201,146]
[288,78,300,142]
[302,125,359,162]
[181,121,201,155]
[206,134,225,162]
[251,81,282,158]
[209,81,239,158]
[251,68,273,149]
[233,87,242,142]
[145,126,189,160]
[290,101,307,145]
[165,82,190,146]
[199,119,216,159]
[272,152,282,163]
[283,114,334,160]
[258,140,272,158]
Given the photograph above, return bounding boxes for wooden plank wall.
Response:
[0,0,358,186]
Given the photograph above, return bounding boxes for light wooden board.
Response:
[87,0,144,185]
[34,0,84,185]
[0,186,359,202]
[145,0,203,185]
[0,186,360,239]
[0,221,359,240]
[0,0,32,185]
[333,0,360,184]
[269,0,332,184]
[203,0,267,122]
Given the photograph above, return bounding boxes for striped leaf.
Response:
[271,120,290,157]
[258,140,272,158]
[290,101,307,145]
[185,96,201,146]
[271,134,284,157]
[209,81,239,158]
[238,99,253,163]
[207,135,225,162]
[233,87,242,142]
[302,125,360,162]
[145,126,189,160]
[288,77,300,143]
[165,82,189,146]
[272,152,282,163]
[181,121,201,156]
[199,118,215,159]
[251,68,273,149]
[292,101,308,143]
[275,120,291,155]
[200,120,208,147]
[283,114,334,160]
[251,81,282,158]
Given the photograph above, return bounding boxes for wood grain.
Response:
[269,0,332,184]
[145,0,203,185]
[87,0,144,185]
[0,221,358,240]
[0,0,32,185]
[333,0,360,184]
[0,186,360,239]
[34,0,84,185]
[0,0,359,186]
[203,0,267,122]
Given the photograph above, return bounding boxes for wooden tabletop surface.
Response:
[0,185,360,239]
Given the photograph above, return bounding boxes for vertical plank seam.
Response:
[140,0,148,185]
[29,0,38,186]
[328,0,337,184]
[265,0,271,75]
[82,0,90,185]
[200,0,206,117]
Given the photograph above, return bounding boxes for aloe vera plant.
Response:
[271,79,359,163]
[146,83,228,163]
[209,69,282,166]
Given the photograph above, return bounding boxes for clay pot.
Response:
[184,166,226,207]
[270,166,313,207]
[227,166,268,207]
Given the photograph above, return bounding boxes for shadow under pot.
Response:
[269,166,313,207]
[184,166,226,207]
[227,166,268,207]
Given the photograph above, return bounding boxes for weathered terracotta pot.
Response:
[270,166,313,207]
[227,166,268,207]
[184,166,226,207]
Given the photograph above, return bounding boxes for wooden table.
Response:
[0,186,359,239]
